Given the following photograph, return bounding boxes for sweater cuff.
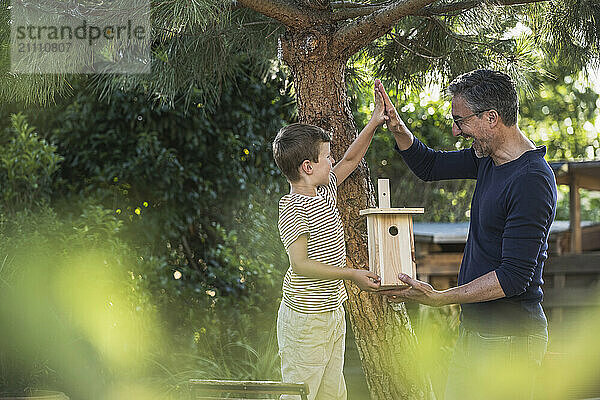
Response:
[394,135,421,157]
[394,136,422,160]
[495,267,528,298]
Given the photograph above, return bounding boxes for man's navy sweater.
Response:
[396,138,557,334]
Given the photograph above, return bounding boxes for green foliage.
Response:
[0,64,294,397]
[520,70,600,161]
[408,305,461,399]
[43,67,292,308]
[1,67,291,396]
[531,0,600,71]
[153,324,280,399]
[0,203,160,398]
[519,68,600,223]
[360,0,600,97]
[125,6,284,110]
[0,113,63,213]
[369,11,537,94]
[0,200,283,399]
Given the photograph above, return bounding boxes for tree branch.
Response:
[390,31,449,59]
[416,0,550,16]
[332,5,382,20]
[236,0,326,28]
[428,16,515,62]
[181,236,200,271]
[332,1,389,9]
[334,0,438,57]
[331,0,549,21]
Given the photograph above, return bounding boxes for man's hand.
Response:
[378,273,447,307]
[351,269,381,292]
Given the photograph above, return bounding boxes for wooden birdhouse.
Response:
[359,179,424,289]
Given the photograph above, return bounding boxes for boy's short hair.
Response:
[272,123,331,182]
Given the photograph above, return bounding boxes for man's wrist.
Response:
[434,291,448,307]
[392,128,414,151]
[390,122,410,136]
[436,289,457,306]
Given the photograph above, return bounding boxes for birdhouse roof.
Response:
[359,207,425,216]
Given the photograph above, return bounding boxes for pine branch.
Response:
[332,1,391,8]
[390,31,449,59]
[427,16,515,63]
[367,8,548,98]
[532,0,600,70]
[91,8,282,110]
[417,0,551,16]
[333,0,438,57]
[236,0,325,28]
[331,0,550,21]
[333,4,381,20]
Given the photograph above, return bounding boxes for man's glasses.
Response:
[452,109,492,132]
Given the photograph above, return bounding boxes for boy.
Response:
[272,81,388,400]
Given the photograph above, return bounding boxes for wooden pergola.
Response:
[551,160,600,254]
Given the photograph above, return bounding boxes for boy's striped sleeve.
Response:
[278,198,309,250]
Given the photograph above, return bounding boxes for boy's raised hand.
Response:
[351,269,381,292]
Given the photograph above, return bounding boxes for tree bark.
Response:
[236,0,326,28]
[280,27,434,400]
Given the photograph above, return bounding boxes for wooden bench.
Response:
[189,379,309,400]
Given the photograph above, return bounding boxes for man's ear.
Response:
[300,159,313,175]
[488,110,499,128]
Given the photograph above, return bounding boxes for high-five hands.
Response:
[371,79,389,127]
[375,79,414,150]
[374,80,408,134]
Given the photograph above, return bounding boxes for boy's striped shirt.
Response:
[278,171,348,313]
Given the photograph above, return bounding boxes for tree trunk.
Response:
[279,28,434,400]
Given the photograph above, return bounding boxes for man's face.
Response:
[451,96,493,158]
[312,141,334,186]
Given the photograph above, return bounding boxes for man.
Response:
[377,69,557,399]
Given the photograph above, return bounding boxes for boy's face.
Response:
[312,141,334,186]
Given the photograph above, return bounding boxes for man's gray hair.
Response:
[448,69,519,127]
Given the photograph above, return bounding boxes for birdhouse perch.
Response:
[359,179,424,289]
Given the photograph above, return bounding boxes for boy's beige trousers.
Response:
[277,302,347,400]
